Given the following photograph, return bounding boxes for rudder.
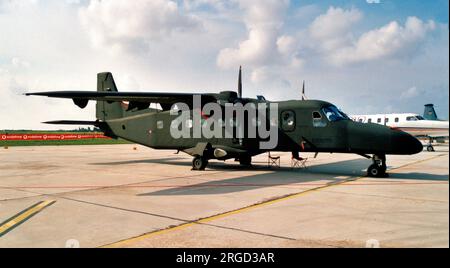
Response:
[96,72,123,120]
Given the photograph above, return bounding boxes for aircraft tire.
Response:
[192,156,208,170]
[427,145,435,152]
[367,164,385,178]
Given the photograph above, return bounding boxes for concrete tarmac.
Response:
[0,144,448,248]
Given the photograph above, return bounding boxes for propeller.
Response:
[301,80,307,100]
[238,66,242,98]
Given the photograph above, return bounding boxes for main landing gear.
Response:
[426,137,435,152]
[192,154,252,170]
[192,156,208,170]
[367,154,387,178]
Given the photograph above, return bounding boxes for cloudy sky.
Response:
[0,0,448,129]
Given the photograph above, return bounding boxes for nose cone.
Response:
[391,130,423,155]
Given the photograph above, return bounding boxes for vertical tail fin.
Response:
[423,104,438,120]
[96,72,123,120]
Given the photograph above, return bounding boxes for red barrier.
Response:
[1,133,111,141]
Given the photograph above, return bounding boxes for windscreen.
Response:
[322,105,350,122]
[407,115,425,121]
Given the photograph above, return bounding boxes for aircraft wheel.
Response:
[192,156,208,170]
[367,164,385,178]
[239,155,252,166]
[427,145,435,152]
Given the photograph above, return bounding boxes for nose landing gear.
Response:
[239,155,252,166]
[367,154,387,177]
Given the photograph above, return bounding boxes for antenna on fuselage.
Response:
[301,80,307,100]
[238,66,242,98]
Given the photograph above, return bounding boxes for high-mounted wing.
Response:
[26,91,219,110]
[26,91,216,104]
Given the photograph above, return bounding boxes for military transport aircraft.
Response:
[26,69,423,177]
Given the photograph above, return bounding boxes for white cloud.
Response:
[400,86,421,99]
[0,0,39,11]
[277,35,296,56]
[308,7,362,53]
[366,0,381,4]
[310,7,362,41]
[329,17,436,65]
[11,57,31,69]
[215,0,304,87]
[304,8,437,66]
[216,0,289,69]
[79,0,202,52]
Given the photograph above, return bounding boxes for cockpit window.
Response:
[312,111,321,119]
[322,105,349,122]
[312,111,326,127]
[406,115,424,121]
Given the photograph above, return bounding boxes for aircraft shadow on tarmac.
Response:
[92,157,448,196]
[93,156,372,175]
[386,173,448,181]
[93,157,188,166]
[138,169,344,196]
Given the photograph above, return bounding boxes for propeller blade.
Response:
[301,80,307,100]
[238,66,242,98]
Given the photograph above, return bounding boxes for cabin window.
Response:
[377,118,381,123]
[368,118,372,123]
[312,111,326,127]
[157,121,164,129]
[395,117,399,123]
[281,110,295,131]
[358,119,363,123]
[385,118,389,123]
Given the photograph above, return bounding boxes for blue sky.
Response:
[0,0,448,129]
[291,0,449,23]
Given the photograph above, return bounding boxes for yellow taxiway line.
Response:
[101,153,447,248]
[101,178,356,248]
[0,200,56,237]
